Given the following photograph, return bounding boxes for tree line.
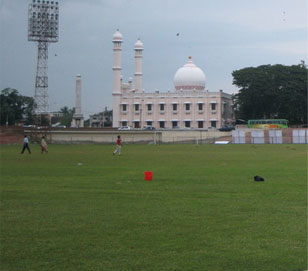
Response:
[232,62,307,125]
[0,88,74,126]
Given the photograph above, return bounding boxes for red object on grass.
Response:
[144,171,153,181]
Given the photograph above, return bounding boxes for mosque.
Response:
[112,29,234,129]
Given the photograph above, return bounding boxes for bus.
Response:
[247,119,289,129]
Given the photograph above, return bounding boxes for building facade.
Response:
[89,108,113,127]
[112,30,234,129]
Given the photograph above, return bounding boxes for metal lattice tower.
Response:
[28,0,59,114]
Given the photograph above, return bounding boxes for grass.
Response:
[0,144,307,271]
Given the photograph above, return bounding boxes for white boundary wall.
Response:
[269,130,282,144]
[232,130,245,144]
[292,130,307,144]
[251,130,265,144]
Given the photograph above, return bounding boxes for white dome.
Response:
[174,57,205,91]
[134,39,144,50]
[112,29,123,41]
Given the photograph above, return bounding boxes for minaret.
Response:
[134,38,144,92]
[128,77,133,91]
[71,74,84,128]
[112,29,123,128]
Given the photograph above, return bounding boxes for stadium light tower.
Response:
[28,0,59,114]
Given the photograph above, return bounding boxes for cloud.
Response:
[0,1,22,23]
[1,0,307,118]
[254,41,308,56]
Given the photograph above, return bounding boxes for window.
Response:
[134,104,139,111]
[172,104,178,111]
[185,121,191,128]
[146,121,152,126]
[160,104,165,111]
[159,121,165,128]
[172,121,178,128]
[185,103,190,111]
[211,103,216,111]
[198,121,203,128]
[198,103,203,111]
[122,121,127,126]
[134,121,140,128]
[122,104,127,112]
[147,104,152,111]
[211,121,216,128]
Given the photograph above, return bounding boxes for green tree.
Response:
[0,88,36,125]
[232,63,307,125]
[59,106,75,127]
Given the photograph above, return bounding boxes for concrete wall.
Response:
[24,129,231,144]
[160,130,228,143]
[9,127,306,145]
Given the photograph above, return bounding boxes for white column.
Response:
[71,74,84,128]
[112,29,123,128]
[134,39,143,92]
[75,75,82,114]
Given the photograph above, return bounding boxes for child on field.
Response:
[113,135,122,155]
[41,136,48,154]
[21,135,31,154]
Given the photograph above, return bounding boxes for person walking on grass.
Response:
[21,135,31,154]
[41,136,48,154]
[113,135,122,155]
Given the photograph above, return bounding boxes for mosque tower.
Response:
[71,74,84,128]
[112,29,123,128]
[134,39,144,92]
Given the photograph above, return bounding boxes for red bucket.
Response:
[144,171,153,181]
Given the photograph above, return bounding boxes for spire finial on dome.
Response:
[188,56,192,60]
[113,29,123,42]
[134,38,144,50]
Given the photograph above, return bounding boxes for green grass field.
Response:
[0,144,307,271]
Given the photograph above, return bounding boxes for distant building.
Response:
[89,108,112,127]
[112,30,234,129]
[47,111,64,124]
[48,111,64,118]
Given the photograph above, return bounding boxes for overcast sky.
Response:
[1,0,307,118]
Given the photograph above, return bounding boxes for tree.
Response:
[232,63,307,125]
[0,88,36,125]
[59,106,75,127]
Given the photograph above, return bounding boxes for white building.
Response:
[112,30,234,129]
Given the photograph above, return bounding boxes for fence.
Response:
[232,129,308,144]
[2,127,307,145]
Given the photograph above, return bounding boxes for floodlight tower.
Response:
[28,0,59,114]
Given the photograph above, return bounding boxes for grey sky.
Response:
[1,0,307,118]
